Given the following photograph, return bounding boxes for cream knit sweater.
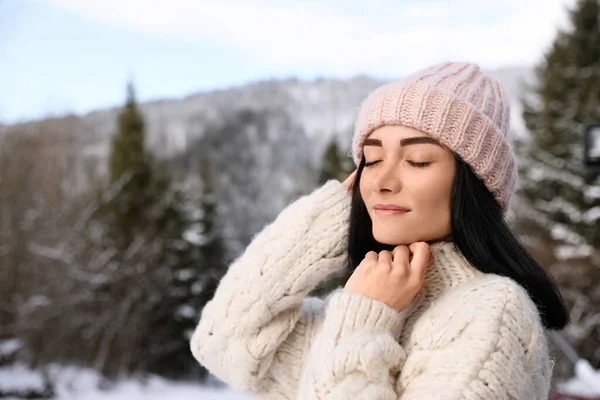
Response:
[190,180,553,399]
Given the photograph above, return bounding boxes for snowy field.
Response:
[0,364,256,400]
[1,362,599,399]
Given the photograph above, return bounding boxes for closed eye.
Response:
[407,161,431,168]
[365,160,431,168]
[364,160,381,167]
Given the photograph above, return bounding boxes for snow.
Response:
[585,185,600,200]
[197,387,256,400]
[583,206,600,224]
[558,377,600,397]
[0,364,45,392]
[27,242,73,264]
[555,244,593,260]
[556,360,600,397]
[0,339,21,356]
[51,380,255,400]
[3,362,599,399]
[0,364,256,400]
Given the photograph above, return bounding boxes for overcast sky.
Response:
[1,0,576,123]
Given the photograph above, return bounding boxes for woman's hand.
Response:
[343,170,357,192]
[344,242,433,312]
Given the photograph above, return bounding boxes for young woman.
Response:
[191,62,570,399]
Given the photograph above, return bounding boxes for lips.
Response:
[373,204,410,216]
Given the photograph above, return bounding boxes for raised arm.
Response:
[297,290,409,399]
[190,180,351,395]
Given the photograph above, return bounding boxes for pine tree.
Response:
[318,136,354,185]
[94,84,229,379]
[310,136,354,297]
[191,162,228,318]
[520,0,600,244]
[83,82,183,378]
[187,162,228,380]
[103,82,169,241]
[109,82,148,184]
[517,0,600,374]
[146,161,227,380]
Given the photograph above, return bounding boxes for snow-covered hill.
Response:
[1,66,535,252]
[5,66,532,159]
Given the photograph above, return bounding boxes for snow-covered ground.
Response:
[555,359,600,398]
[2,361,599,399]
[0,364,256,400]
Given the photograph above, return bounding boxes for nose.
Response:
[371,160,401,193]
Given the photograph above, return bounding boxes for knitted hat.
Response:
[352,62,517,212]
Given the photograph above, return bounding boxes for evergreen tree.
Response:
[517,0,600,374]
[310,136,354,297]
[191,162,228,319]
[94,83,228,379]
[109,82,148,184]
[520,0,600,244]
[318,136,354,185]
[147,161,227,380]
[103,82,170,242]
[81,82,201,378]
[81,82,174,378]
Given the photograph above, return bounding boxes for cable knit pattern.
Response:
[190,181,552,400]
[352,62,517,212]
[190,180,351,395]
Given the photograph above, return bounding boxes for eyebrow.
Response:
[363,136,443,147]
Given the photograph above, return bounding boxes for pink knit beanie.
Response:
[352,61,517,212]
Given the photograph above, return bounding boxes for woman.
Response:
[191,62,570,399]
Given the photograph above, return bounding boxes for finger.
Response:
[392,245,410,266]
[428,252,435,266]
[391,246,410,277]
[365,251,378,262]
[408,242,421,262]
[358,251,378,270]
[378,250,393,270]
[409,242,431,279]
[343,170,358,191]
[408,242,419,256]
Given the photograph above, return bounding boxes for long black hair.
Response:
[348,155,570,331]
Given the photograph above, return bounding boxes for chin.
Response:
[372,227,415,246]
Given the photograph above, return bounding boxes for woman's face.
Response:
[359,125,456,245]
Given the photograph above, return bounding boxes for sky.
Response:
[1,0,577,123]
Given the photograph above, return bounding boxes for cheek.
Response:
[415,180,452,207]
[408,176,453,239]
[359,175,371,202]
[410,169,454,227]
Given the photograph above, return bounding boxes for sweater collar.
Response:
[421,240,483,300]
[396,241,483,343]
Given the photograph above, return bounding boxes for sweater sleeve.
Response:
[297,290,412,400]
[297,277,552,400]
[395,276,553,400]
[190,180,351,395]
